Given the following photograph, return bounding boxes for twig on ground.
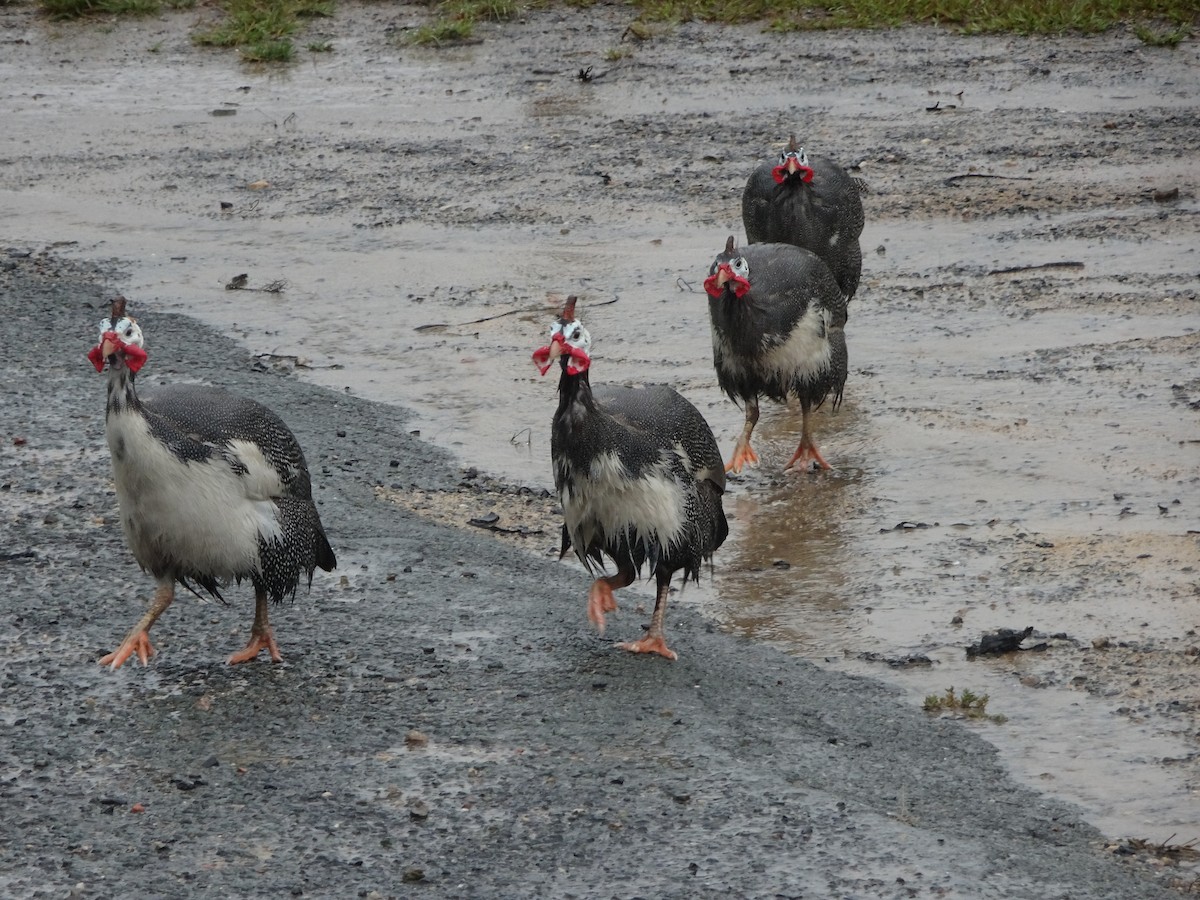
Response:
[943,173,1034,186]
[988,261,1084,275]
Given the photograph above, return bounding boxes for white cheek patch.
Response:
[105,317,145,349]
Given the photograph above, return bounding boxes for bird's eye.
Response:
[125,328,134,337]
[565,325,579,340]
[732,257,749,277]
[798,150,809,165]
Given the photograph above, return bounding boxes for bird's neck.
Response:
[106,363,143,419]
[555,368,598,421]
[773,175,813,205]
[710,287,758,327]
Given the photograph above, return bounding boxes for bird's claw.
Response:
[100,632,156,670]
[725,441,759,474]
[617,633,678,661]
[228,628,283,665]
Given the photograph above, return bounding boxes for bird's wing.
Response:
[741,164,779,243]
[140,384,311,497]
[595,384,725,493]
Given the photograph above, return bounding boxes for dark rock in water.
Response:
[857,651,935,669]
[967,626,1034,658]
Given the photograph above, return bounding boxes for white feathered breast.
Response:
[760,307,832,377]
[561,448,686,558]
[107,409,284,578]
[714,304,832,381]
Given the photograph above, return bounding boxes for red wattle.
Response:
[532,346,553,376]
[123,344,148,372]
[565,349,590,376]
[705,266,751,300]
[772,164,815,185]
[92,331,149,373]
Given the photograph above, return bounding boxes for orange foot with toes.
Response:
[587,580,620,633]
[228,628,283,665]
[618,632,678,661]
[725,440,759,474]
[100,632,156,669]
[784,439,831,473]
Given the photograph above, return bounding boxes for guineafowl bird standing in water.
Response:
[704,236,848,474]
[742,135,867,304]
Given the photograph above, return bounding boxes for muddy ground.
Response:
[1,1,1199,895]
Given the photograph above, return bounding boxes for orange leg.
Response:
[228,588,284,665]
[784,401,832,472]
[101,579,175,670]
[587,565,636,634]
[587,580,617,630]
[726,400,760,474]
[618,572,677,661]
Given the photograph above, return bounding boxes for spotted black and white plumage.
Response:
[534,299,727,659]
[706,238,847,473]
[92,301,335,668]
[708,239,847,410]
[554,381,728,587]
[742,137,866,303]
[111,382,335,603]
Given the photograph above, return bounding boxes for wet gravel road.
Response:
[1,252,1181,898]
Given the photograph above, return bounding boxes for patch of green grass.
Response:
[604,45,632,60]
[406,0,519,45]
[242,37,295,60]
[40,0,192,16]
[36,0,1198,56]
[622,18,654,38]
[409,17,475,44]
[196,1,295,47]
[109,0,158,12]
[1134,22,1189,45]
[630,0,1196,38]
[307,38,333,51]
[923,687,1008,723]
[192,0,331,60]
[42,0,157,17]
